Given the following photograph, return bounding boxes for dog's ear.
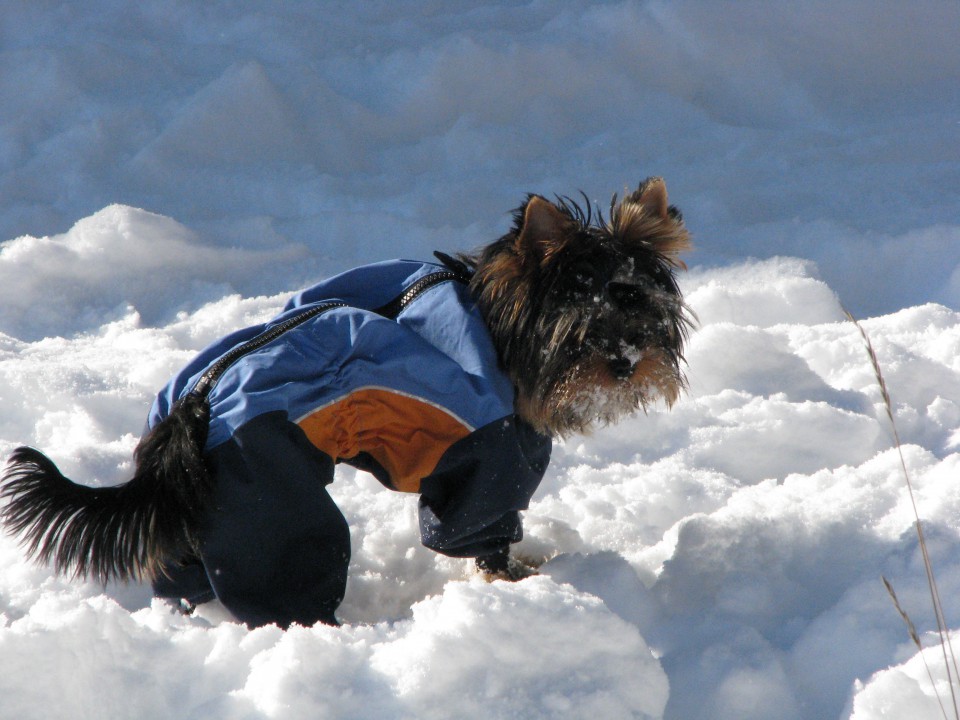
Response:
[515,196,571,263]
[626,177,669,220]
[612,178,690,265]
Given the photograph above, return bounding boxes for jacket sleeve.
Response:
[417,415,552,558]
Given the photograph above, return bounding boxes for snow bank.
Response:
[2,1,958,316]
[0,579,665,720]
[0,220,958,718]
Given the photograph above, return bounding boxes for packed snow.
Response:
[1,2,959,719]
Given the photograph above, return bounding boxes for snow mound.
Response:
[0,579,667,720]
[849,631,960,720]
[0,205,307,339]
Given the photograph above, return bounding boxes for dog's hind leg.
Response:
[152,552,216,612]
[192,411,350,628]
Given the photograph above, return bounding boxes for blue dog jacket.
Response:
[148,259,552,626]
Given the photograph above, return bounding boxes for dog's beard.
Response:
[516,342,684,437]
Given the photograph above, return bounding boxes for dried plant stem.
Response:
[846,310,960,718]
[884,575,951,720]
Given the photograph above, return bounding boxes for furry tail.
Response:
[0,393,211,584]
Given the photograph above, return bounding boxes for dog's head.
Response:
[464,177,694,436]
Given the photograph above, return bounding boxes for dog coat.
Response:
[148,259,552,625]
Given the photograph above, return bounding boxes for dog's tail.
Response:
[0,393,212,584]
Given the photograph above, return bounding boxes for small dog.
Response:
[1,178,692,627]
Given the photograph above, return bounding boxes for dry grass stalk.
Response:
[846,310,959,718]
[884,575,951,719]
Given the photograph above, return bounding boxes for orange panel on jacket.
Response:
[297,388,474,492]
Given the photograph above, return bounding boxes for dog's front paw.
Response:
[475,548,538,582]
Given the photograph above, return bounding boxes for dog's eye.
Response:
[607,281,649,310]
[573,270,594,291]
[567,262,601,294]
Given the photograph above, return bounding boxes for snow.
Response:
[1,2,959,719]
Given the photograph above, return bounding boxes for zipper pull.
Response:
[433,251,473,282]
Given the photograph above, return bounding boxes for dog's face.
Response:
[467,178,693,436]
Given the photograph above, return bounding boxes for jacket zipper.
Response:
[190,269,462,398]
[372,269,460,319]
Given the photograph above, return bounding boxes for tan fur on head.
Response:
[608,177,692,269]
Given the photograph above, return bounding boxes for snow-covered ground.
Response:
[1,2,959,719]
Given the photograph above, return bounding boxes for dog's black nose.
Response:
[609,356,634,379]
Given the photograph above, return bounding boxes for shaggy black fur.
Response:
[0,392,211,583]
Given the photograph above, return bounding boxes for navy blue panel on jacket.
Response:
[419,415,552,557]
